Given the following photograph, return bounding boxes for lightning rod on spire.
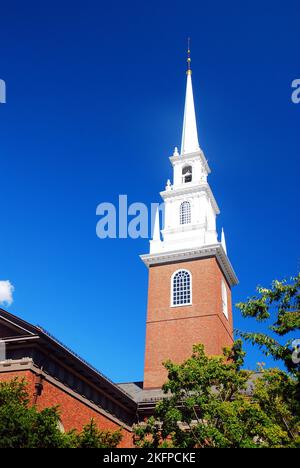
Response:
[187,37,192,75]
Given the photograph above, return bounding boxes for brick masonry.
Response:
[0,369,133,448]
[143,256,233,389]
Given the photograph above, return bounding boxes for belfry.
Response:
[141,46,238,389]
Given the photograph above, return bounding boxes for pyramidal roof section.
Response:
[180,45,200,155]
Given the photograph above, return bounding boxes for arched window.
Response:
[222,280,228,319]
[180,201,191,225]
[172,270,192,306]
[182,165,192,183]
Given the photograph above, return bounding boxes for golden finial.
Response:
[187,37,192,75]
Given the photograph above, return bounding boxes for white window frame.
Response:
[171,269,192,307]
[222,279,228,319]
[180,201,191,225]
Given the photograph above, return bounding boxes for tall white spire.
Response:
[180,42,200,155]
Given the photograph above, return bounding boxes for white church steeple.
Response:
[141,46,238,288]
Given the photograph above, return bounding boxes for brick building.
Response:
[0,50,238,446]
[0,308,136,447]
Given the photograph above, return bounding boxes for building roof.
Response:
[118,371,262,404]
[0,308,136,414]
[118,381,165,403]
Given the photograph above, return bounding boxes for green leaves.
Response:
[252,368,300,447]
[236,273,300,379]
[0,379,66,448]
[0,378,123,448]
[75,419,122,448]
[237,274,300,326]
[134,340,300,448]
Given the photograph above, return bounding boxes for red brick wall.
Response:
[0,370,36,393]
[0,370,133,447]
[143,257,233,389]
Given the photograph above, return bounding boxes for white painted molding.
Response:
[169,149,211,175]
[140,243,238,287]
[160,181,220,215]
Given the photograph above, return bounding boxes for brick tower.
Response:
[141,47,238,389]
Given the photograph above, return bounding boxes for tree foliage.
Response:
[0,378,122,448]
[134,343,300,448]
[236,273,300,381]
[252,367,300,446]
[74,419,122,448]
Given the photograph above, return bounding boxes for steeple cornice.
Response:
[160,182,220,215]
[140,244,238,287]
[169,149,211,175]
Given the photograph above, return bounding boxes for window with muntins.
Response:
[222,280,228,319]
[180,201,191,225]
[172,270,192,306]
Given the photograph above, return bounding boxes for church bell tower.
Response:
[141,46,238,389]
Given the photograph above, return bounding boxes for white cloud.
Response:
[0,281,14,306]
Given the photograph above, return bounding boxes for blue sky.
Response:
[0,0,299,382]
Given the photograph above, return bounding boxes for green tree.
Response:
[134,343,299,448]
[236,273,300,382]
[74,419,122,448]
[0,378,66,448]
[251,367,300,447]
[0,378,123,448]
